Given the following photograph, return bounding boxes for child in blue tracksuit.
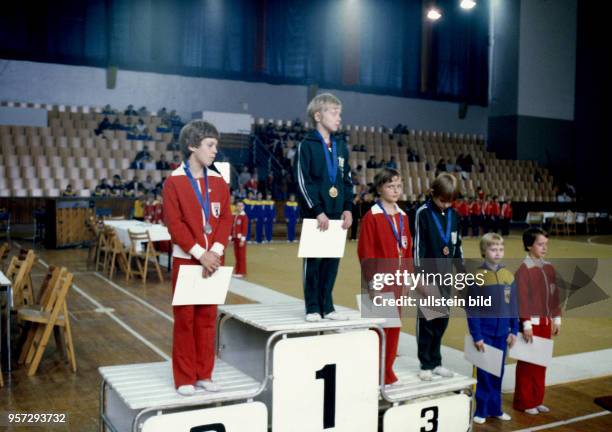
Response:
[244,191,255,243]
[467,233,518,424]
[254,192,265,244]
[264,193,275,243]
[284,193,299,242]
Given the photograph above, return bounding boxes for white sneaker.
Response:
[524,408,539,415]
[305,313,322,322]
[324,311,349,321]
[536,405,550,413]
[233,274,244,278]
[497,413,511,421]
[418,369,433,381]
[177,384,195,396]
[196,379,220,392]
[433,366,454,378]
[473,416,486,424]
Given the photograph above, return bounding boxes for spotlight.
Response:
[460,0,476,10]
[426,8,442,21]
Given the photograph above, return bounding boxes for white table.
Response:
[103,220,170,251]
[0,270,12,372]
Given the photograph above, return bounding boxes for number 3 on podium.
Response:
[273,330,379,432]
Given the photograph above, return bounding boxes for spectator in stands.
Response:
[286,142,297,166]
[132,145,151,168]
[156,154,170,170]
[379,159,387,168]
[233,185,247,200]
[367,155,378,169]
[111,175,125,194]
[123,188,135,198]
[102,104,115,115]
[110,117,123,130]
[92,185,106,197]
[142,175,155,192]
[239,166,251,188]
[386,156,398,169]
[158,107,168,119]
[436,158,447,175]
[62,184,76,197]
[124,104,137,116]
[169,153,181,170]
[136,118,146,134]
[155,177,166,195]
[167,137,180,151]
[407,147,419,162]
[534,170,543,183]
[456,153,465,168]
[138,106,149,117]
[478,160,485,173]
[142,155,156,170]
[158,117,172,133]
[245,173,258,195]
[463,154,474,172]
[97,178,111,192]
[95,116,111,135]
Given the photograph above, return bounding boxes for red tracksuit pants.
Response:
[381,327,400,384]
[513,319,552,410]
[233,239,247,276]
[171,256,218,388]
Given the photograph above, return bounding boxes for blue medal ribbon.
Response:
[184,162,211,228]
[427,202,451,246]
[377,201,405,252]
[314,130,338,186]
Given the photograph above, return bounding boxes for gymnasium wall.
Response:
[0,59,489,135]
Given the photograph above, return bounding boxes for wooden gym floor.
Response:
[0,233,610,431]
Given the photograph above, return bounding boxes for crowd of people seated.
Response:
[88,174,166,198]
[95,104,184,140]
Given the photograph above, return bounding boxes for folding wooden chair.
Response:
[549,212,566,235]
[5,249,36,308]
[126,230,164,284]
[0,242,9,272]
[106,230,129,279]
[17,268,76,376]
[85,217,102,265]
[565,211,577,235]
[95,226,112,272]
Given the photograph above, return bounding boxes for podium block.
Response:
[99,360,262,432]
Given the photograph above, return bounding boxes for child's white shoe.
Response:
[324,311,348,321]
[305,313,322,322]
[196,379,220,392]
[536,405,550,413]
[418,369,433,381]
[497,413,511,421]
[177,385,195,396]
[524,407,539,415]
[473,416,486,424]
[433,366,454,377]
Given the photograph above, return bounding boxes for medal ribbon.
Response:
[314,130,338,186]
[427,202,451,246]
[377,201,404,252]
[184,162,211,227]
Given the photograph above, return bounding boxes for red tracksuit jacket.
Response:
[232,213,249,241]
[163,165,232,259]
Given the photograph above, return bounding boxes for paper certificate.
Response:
[463,334,504,377]
[172,265,233,306]
[297,219,347,258]
[508,333,553,367]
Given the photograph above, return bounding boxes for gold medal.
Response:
[442,246,450,256]
[329,186,338,198]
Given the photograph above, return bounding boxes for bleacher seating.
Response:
[0,102,178,197]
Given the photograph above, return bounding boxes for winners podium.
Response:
[99,303,475,432]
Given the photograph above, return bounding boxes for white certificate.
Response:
[172,265,233,306]
[508,333,554,367]
[297,218,347,258]
[463,334,504,377]
[356,293,402,328]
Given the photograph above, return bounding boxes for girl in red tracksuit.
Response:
[163,120,232,396]
[513,228,561,414]
[231,201,248,277]
[358,168,412,386]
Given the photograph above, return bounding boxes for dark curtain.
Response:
[0,0,489,106]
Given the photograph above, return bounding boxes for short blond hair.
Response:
[431,173,458,200]
[480,232,504,257]
[307,93,342,125]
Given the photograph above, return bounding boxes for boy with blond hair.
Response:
[468,232,518,424]
[295,93,353,322]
